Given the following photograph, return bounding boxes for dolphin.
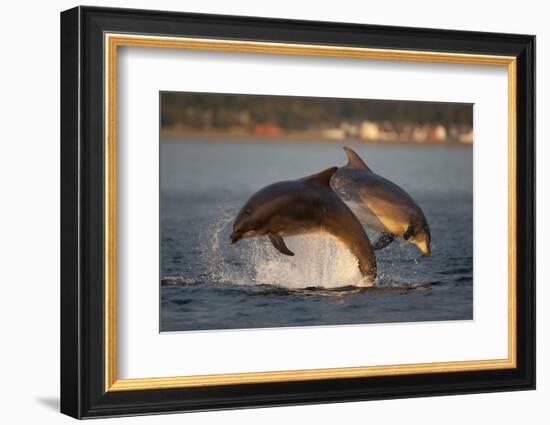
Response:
[229,167,377,285]
[330,147,431,256]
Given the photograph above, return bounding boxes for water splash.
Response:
[201,208,369,289]
[200,207,247,284]
[251,234,367,289]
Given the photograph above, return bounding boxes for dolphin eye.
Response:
[245,209,251,215]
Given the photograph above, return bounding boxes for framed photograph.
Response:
[60,6,535,419]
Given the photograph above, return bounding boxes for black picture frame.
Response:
[61,5,535,419]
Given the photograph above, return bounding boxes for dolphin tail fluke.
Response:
[343,146,371,171]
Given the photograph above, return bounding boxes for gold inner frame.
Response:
[104,33,517,392]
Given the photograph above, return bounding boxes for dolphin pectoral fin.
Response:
[373,232,395,250]
[268,233,295,256]
[300,167,338,187]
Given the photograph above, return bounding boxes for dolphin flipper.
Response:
[268,233,295,256]
[373,232,395,250]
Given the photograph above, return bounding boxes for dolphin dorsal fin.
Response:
[301,167,338,187]
[343,147,371,171]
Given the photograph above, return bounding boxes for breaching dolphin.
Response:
[330,147,431,256]
[229,167,377,285]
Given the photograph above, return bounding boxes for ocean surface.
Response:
[160,139,473,332]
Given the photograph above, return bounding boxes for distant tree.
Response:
[160,93,473,131]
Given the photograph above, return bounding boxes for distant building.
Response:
[341,122,359,138]
[359,121,380,141]
[253,124,282,136]
[412,126,428,143]
[433,124,447,142]
[322,128,346,140]
[459,129,474,144]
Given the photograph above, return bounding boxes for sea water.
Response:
[160,140,473,331]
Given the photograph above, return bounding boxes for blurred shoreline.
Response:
[160,128,473,146]
[161,93,473,145]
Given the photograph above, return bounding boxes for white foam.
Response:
[202,211,369,289]
[252,235,367,289]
